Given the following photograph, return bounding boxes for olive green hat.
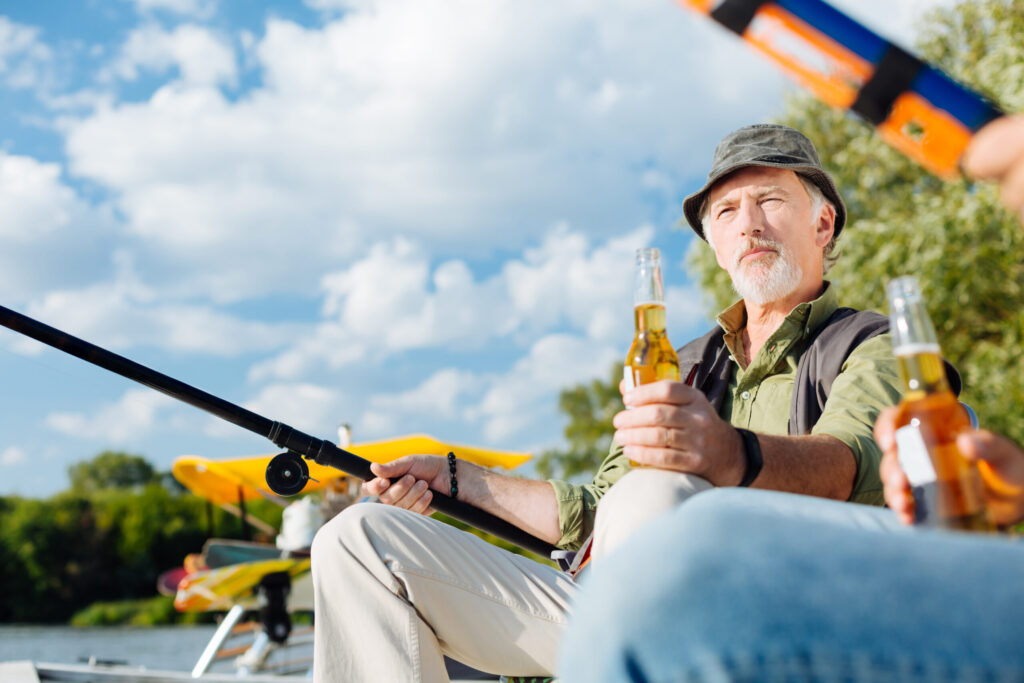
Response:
[682,124,846,240]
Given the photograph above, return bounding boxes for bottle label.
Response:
[895,423,939,525]
[894,424,936,485]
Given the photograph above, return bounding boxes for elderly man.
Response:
[557,116,1024,683]
[309,124,903,682]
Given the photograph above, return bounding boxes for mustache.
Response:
[731,236,782,269]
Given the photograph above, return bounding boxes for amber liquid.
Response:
[894,350,992,531]
[624,303,680,466]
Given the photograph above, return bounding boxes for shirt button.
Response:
[741,391,751,400]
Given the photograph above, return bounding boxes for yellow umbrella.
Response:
[172,434,531,505]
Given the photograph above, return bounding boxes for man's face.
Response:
[704,166,833,305]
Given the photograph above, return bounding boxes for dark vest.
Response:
[676,307,962,436]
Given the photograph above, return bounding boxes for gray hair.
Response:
[699,175,840,275]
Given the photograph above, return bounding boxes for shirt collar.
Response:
[715,281,838,365]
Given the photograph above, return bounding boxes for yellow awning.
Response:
[172,434,531,505]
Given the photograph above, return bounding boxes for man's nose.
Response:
[735,199,764,236]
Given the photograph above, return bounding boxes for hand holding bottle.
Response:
[884,276,991,530]
[613,380,746,486]
[877,407,1024,527]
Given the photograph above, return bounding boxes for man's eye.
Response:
[716,207,734,219]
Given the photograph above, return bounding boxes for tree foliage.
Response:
[535,363,624,482]
[0,453,284,623]
[68,450,157,494]
[686,0,1024,445]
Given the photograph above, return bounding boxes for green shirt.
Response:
[548,283,902,550]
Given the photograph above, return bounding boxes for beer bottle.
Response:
[624,247,680,390]
[887,276,992,531]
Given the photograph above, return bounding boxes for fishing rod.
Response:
[0,304,557,557]
[680,0,1005,179]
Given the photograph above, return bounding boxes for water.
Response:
[0,624,220,672]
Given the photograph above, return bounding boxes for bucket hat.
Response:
[682,124,846,241]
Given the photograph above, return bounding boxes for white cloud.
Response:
[236,382,346,437]
[0,446,27,466]
[45,388,177,442]
[25,284,303,357]
[0,16,53,90]
[0,151,118,303]
[357,368,479,438]
[470,333,620,443]
[250,223,658,382]
[0,152,77,239]
[106,24,237,86]
[61,0,789,302]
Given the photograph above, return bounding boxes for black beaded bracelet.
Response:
[447,452,458,499]
[735,428,763,488]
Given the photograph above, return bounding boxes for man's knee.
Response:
[592,469,713,557]
[601,469,712,512]
[311,502,406,570]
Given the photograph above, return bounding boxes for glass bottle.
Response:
[887,276,992,531]
[624,247,680,390]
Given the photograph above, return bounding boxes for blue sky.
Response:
[0,0,951,497]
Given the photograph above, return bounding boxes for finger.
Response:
[958,430,1024,499]
[998,154,1024,216]
[622,444,696,471]
[379,474,417,506]
[409,487,434,515]
[886,487,916,526]
[370,460,401,478]
[622,380,701,408]
[394,479,432,513]
[963,115,1024,180]
[361,477,389,497]
[614,426,675,449]
[613,403,686,430]
[873,406,900,455]
[879,450,915,525]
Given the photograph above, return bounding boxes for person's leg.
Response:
[312,502,576,682]
[591,469,713,558]
[560,488,1024,682]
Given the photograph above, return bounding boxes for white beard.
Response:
[729,237,803,305]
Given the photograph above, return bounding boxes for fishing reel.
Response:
[265,451,316,496]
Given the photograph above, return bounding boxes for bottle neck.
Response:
[896,344,952,399]
[633,255,665,307]
[634,302,667,333]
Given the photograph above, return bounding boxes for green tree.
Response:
[68,450,157,494]
[686,0,1024,445]
[535,363,623,482]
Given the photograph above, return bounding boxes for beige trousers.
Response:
[311,470,712,682]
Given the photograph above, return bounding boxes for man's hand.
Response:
[964,114,1024,220]
[613,380,745,486]
[875,406,1024,527]
[959,430,1024,526]
[875,406,914,525]
[361,454,449,515]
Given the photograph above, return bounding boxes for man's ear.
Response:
[815,203,836,247]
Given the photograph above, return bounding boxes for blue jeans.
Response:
[558,488,1024,682]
